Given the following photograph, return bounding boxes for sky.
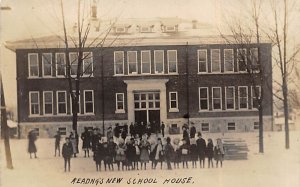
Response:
[0,0,299,115]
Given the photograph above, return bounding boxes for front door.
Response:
[134,92,160,124]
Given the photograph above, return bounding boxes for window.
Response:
[141,50,151,74]
[237,49,247,72]
[167,50,177,73]
[43,91,53,115]
[169,92,179,112]
[254,122,259,130]
[116,93,125,113]
[228,122,236,131]
[164,25,176,32]
[56,53,66,76]
[127,51,137,74]
[251,86,261,109]
[211,49,221,72]
[29,91,40,115]
[154,50,164,74]
[134,92,160,109]
[114,51,124,75]
[224,49,234,72]
[201,123,209,132]
[238,86,248,109]
[57,91,67,114]
[225,86,235,110]
[212,87,222,110]
[58,127,67,135]
[198,49,207,73]
[42,53,52,77]
[28,53,39,77]
[140,26,152,33]
[250,48,259,71]
[84,90,94,114]
[70,91,81,114]
[115,27,126,33]
[69,53,78,76]
[199,87,209,111]
[83,52,93,75]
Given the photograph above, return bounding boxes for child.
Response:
[214,138,225,168]
[115,139,127,171]
[173,138,181,169]
[70,132,78,158]
[206,138,214,168]
[54,130,61,157]
[153,138,164,169]
[62,137,73,172]
[94,140,104,171]
[133,139,140,170]
[102,142,112,171]
[107,137,116,170]
[189,138,198,168]
[139,134,150,170]
[126,138,136,170]
[81,127,91,157]
[180,139,190,169]
[164,137,174,170]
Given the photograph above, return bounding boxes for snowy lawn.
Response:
[1,131,300,187]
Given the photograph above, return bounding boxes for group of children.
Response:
[59,127,225,172]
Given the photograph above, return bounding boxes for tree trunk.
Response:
[283,81,289,149]
[258,104,264,153]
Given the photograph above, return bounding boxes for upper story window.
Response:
[154,50,164,74]
[250,48,260,72]
[199,87,209,111]
[224,49,234,72]
[238,86,248,109]
[169,92,179,112]
[56,53,66,77]
[237,48,247,72]
[43,91,53,115]
[69,53,78,76]
[211,49,221,73]
[42,53,52,77]
[57,91,67,115]
[83,52,93,76]
[167,50,177,73]
[114,51,124,75]
[141,50,151,74]
[84,90,94,114]
[225,86,235,110]
[127,51,138,74]
[70,91,81,114]
[29,91,40,115]
[198,49,207,73]
[115,93,125,113]
[28,53,39,77]
[212,87,222,110]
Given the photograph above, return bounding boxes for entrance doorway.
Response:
[134,92,160,125]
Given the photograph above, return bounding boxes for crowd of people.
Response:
[29,122,225,172]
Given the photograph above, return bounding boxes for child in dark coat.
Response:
[94,141,104,171]
[62,137,73,172]
[126,138,136,170]
[102,142,113,171]
[133,139,140,170]
[189,138,198,168]
[107,137,116,170]
[206,138,214,168]
[180,139,190,168]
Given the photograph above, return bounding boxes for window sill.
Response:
[115,110,125,114]
[169,108,179,113]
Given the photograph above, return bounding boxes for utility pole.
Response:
[1,76,14,169]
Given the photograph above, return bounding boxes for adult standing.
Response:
[54,130,61,157]
[106,126,113,141]
[196,132,206,168]
[81,127,91,157]
[91,129,100,155]
[129,122,135,137]
[190,123,196,138]
[161,122,165,137]
[182,126,189,143]
[114,123,121,139]
[164,137,174,170]
[28,129,38,159]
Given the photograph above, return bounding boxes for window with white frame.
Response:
[211,49,221,72]
[116,93,125,113]
[69,53,78,76]
[70,91,81,114]
[167,50,177,73]
[43,91,53,115]
[254,122,259,130]
[57,91,67,114]
[238,86,248,109]
[225,86,235,110]
[56,53,66,76]
[154,50,164,74]
[42,53,52,77]
[29,91,40,115]
[28,53,39,77]
[227,122,236,131]
[212,87,222,110]
[83,52,93,75]
[250,48,259,71]
[140,26,152,33]
[169,92,178,112]
[237,48,247,72]
[84,90,94,114]
[114,51,124,75]
[201,123,210,132]
[199,87,209,110]
[127,51,137,74]
[198,49,207,73]
[164,25,176,32]
[224,49,234,72]
[141,50,151,74]
[251,86,261,109]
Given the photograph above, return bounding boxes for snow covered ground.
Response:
[1,130,300,187]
